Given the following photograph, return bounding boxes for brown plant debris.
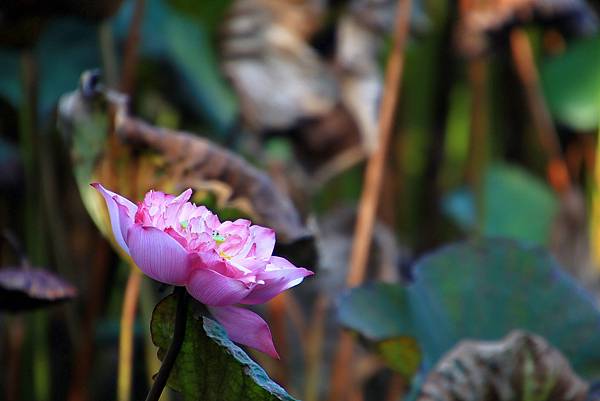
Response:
[456,0,598,57]
[417,330,589,401]
[58,74,311,245]
[115,113,311,244]
[0,267,78,312]
[220,0,401,181]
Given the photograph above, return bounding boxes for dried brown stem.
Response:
[328,0,412,399]
[118,269,142,401]
[345,0,412,288]
[304,295,328,401]
[120,0,145,94]
[509,28,570,192]
[268,293,289,386]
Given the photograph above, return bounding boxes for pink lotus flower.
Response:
[92,183,313,358]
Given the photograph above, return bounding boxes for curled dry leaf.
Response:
[418,330,589,401]
[0,267,78,312]
[220,0,401,182]
[115,112,311,244]
[220,0,335,132]
[57,73,311,244]
[456,0,598,57]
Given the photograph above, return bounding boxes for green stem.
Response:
[145,287,188,401]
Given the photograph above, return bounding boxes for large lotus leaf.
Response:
[113,0,237,134]
[339,239,600,378]
[443,164,558,244]
[541,35,600,132]
[151,294,298,401]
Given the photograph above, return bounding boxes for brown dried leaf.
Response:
[313,206,407,294]
[221,0,336,132]
[0,267,77,312]
[220,0,398,181]
[58,74,311,245]
[114,106,311,244]
[418,330,589,401]
[456,0,598,57]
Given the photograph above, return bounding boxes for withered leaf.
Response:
[221,0,336,132]
[0,267,77,312]
[115,113,312,244]
[58,73,311,245]
[418,330,589,401]
[220,0,399,181]
[456,0,598,57]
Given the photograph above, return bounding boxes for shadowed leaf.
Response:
[150,294,298,401]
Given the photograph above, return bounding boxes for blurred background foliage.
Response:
[2,0,600,400]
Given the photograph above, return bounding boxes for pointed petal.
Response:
[208,306,279,359]
[127,225,191,285]
[241,265,314,305]
[249,225,275,259]
[186,268,254,306]
[164,188,193,225]
[91,183,137,254]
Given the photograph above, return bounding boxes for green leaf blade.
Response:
[151,294,298,401]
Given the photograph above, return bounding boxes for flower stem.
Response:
[145,287,189,401]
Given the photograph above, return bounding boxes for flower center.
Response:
[212,231,230,259]
[212,231,226,244]
[219,250,232,260]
